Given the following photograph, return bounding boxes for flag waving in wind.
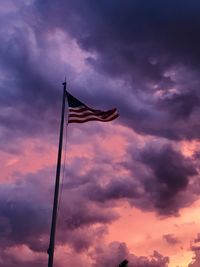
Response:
[66,91,119,123]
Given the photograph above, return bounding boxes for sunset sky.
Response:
[1,1,200,266]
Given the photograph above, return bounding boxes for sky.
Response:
[0,0,200,266]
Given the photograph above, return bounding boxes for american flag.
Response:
[66,91,119,124]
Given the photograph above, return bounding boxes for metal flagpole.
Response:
[48,80,66,267]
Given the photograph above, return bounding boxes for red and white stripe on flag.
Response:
[68,106,118,123]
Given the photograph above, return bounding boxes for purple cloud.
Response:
[0,1,200,266]
[78,142,198,216]
[0,0,200,147]
[91,242,169,267]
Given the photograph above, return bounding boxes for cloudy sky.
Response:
[1,0,200,266]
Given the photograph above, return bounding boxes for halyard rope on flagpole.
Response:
[58,119,68,212]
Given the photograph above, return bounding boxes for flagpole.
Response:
[48,80,66,267]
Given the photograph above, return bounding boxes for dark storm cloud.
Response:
[0,201,49,251]
[0,40,58,150]
[0,5,75,151]
[60,225,108,253]
[82,143,198,216]
[0,168,53,252]
[85,179,141,203]
[0,165,118,256]
[35,0,200,67]
[32,0,200,89]
[32,0,200,140]
[0,164,118,266]
[0,0,200,145]
[64,203,117,230]
[134,144,198,215]
[0,142,195,263]
[157,91,200,119]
